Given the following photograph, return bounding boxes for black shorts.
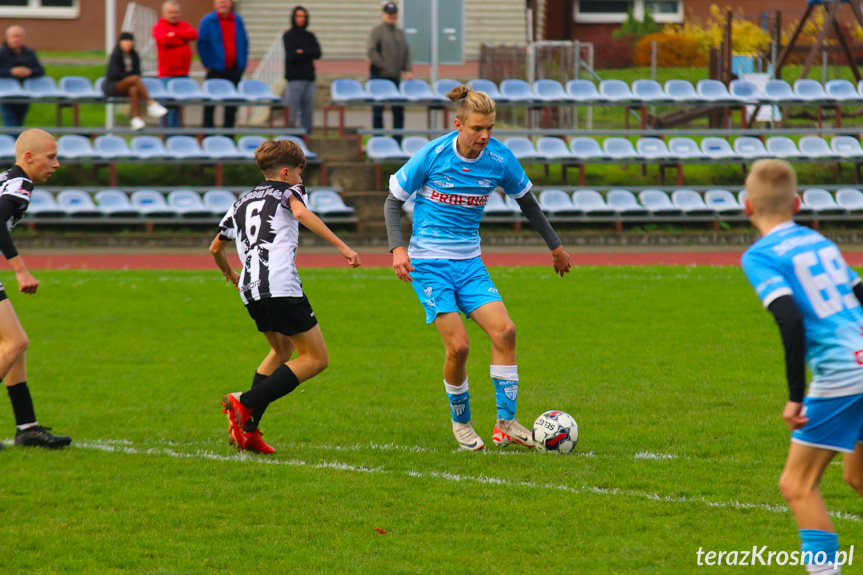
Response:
[244,295,318,337]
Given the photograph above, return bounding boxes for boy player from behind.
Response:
[211,139,360,454]
[742,159,863,574]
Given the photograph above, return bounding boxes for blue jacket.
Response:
[197,10,248,71]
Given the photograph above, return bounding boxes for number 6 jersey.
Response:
[742,221,863,398]
[219,181,308,304]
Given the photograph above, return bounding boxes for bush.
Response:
[594,36,636,69]
[634,33,707,67]
[661,4,771,59]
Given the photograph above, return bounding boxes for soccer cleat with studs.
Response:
[14,425,72,449]
[242,429,275,454]
[452,420,485,451]
[221,393,252,451]
[492,418,534,448]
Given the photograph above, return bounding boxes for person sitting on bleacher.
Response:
[103,32,168,131]
[0,26,44,128]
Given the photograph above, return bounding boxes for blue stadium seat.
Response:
[763,79,800,102]
[500,79,536,103]
[169,190,211,217]
[95,190,139,217]
[704,189,743,214]
[59,76,102,99]
[671,189,714,215]
[274,135,319,161]
[572,190,615,216]
[484,191,519,216]
[638,190,682,215]
[203,78,244,102]
[696,79,733,102]
[202,135,242,159]
[729,79,762,102]
[57,189,101,217]
[538,189,581,216]
[58,135,96,160]
[533,79,574,103]
[566,80,602,102]
[632,80,672,104]
[434,79,460,100]
[131,190,174,217]
[236,135,267,159]
[0,77,25,98]
[309,189,355,216]
[166,135,206,159]
[599,79,635,102]
[803,189,845,214]
[665,80,701,102]
[701,137,738,161]
[733,136,768,160]
[400,79,447,102]
[203,189,237,216]
[141,77,169,100]
[131,136,170,159]
[794,79,830,102]
[365,79,407,102]
[366,136,410,161]
[167,77,207,101]
[536,137,574,160]
[27,190,64,217]
[798,136,837,159]
[765,136,802,160]
[836,188,863,212]
[468,79,510,102]
[330,79,372,102]
[570,137,607,160]
[606,189,647,215]
[24,76,64,99]
[504,137,542,161]
[94,135,133,160]
[401,136,429,157]
[636,137,672,161]
[238,79,279,102]
[668,137,704,160]
[825,79,859,102]
[602,137,638,161]
[830,135,863,159]
[0,135,15,161]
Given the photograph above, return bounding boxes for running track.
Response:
[6,251,863,269]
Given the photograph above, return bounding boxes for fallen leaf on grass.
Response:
[374,528,388,534]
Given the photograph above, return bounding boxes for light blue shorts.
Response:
[410,257,503,324]
[791,393,863,453]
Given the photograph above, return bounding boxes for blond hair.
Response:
[745,159,798,216]
[255,139,306,177]
[446,85,495,123]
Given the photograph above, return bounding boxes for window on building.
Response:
[575,0,683,24]
[0,0,78,18]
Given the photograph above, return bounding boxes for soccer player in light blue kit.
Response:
[384,85,571,450]
[742,160,863,574]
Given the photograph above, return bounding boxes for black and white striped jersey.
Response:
[0,166,32,231]
[219,180,308,304]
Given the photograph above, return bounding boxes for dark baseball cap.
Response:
[383,2,397,14]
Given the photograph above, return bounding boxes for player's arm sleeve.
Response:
[217,209,236,242]
[515,193,562,251]
[389,146,428,202]
[767,295,807,403]
[0,197,23,259]
[384,193,406,252]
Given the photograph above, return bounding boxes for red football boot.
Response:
[243,429,276,454]
[221,393,252,450]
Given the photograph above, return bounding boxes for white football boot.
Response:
[452,420,485,451]
[492,418,534,448]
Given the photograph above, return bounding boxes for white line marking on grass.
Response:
[71,439,860,523]
[634,452,678,460]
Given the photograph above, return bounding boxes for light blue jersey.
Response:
[742,221,863,398]
[389,132,531,259]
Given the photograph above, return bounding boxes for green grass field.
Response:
[2,265,862,573]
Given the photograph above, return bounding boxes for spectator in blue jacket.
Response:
[198,0,248,130]
[0,26,44,128]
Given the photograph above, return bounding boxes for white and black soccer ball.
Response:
[532,410,578,453]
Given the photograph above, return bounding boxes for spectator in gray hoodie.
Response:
[367,2,411,142]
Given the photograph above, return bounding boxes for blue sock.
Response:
[444,379,470,423]
[800,529,839,566]
[491,365,518,420]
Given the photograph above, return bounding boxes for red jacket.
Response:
[152,18,198,78]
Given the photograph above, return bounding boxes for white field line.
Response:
[62,439,860,524]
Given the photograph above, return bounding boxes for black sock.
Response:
[240,365,300,411]
[245,371,269,432]
[6,381,36,427]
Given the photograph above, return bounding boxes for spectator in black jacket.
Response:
[103,32,167,130]
[283,6,321,135]
[0,26,44,128]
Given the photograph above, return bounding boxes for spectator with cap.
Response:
[283,5,321,136]
[198,0,249,130]
[103,32,168,130]
[367,1,412,143]
[0,26,44,128]
[153,0,198,128]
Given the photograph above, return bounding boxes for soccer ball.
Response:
[532,410,578,453]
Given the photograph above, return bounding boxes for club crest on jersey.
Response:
[478,179,493,188]
[503,384,518,401]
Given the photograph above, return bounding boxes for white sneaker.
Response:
[452,420,485,451]
[130,116,146,131]
[147,101,168,118]
[492,418,534,448]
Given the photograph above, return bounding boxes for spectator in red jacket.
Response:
[153,0,198,128]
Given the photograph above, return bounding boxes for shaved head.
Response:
[15,129,59,184]
[5,26,25,50]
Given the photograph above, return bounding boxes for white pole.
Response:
[105,0,116,129]
[430,0,439,86]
